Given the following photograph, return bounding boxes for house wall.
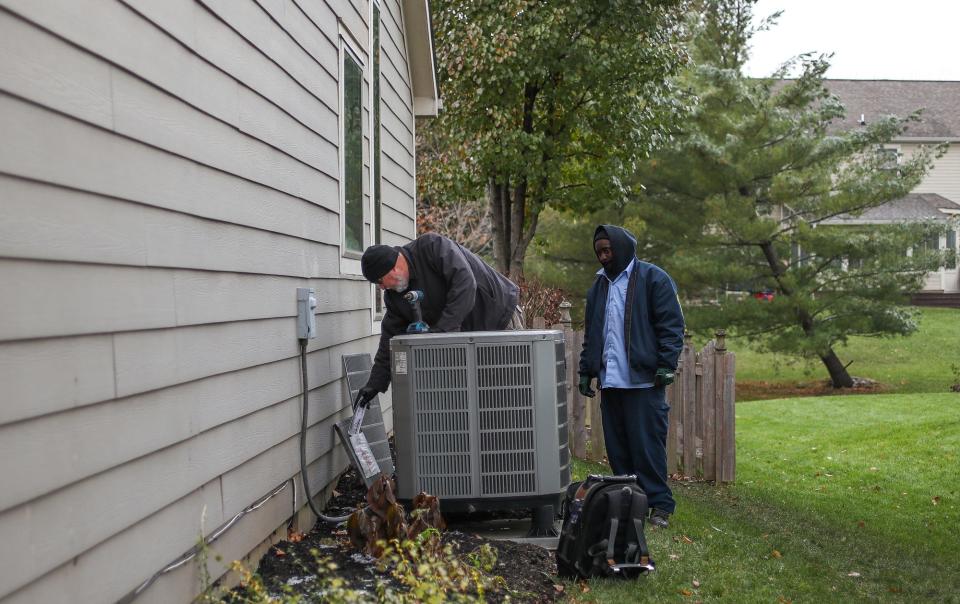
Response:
[900,143,960,292]
[0,0,417,601]
[903,143,960,204]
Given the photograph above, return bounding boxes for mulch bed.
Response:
[243,468,562,603]
[738,376,886,401]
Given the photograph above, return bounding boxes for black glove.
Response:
[655,368,675,387]
[578,375,596,398]
[354,385,378,411]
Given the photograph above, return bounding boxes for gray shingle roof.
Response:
[822,193,960,224]
[823,80,960,139]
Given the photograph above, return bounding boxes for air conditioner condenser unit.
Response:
[390,330,571,523]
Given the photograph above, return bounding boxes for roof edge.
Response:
[402,0,439,117]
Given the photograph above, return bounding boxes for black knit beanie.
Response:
[361,245,400,283]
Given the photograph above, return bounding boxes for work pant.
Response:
[600,386,675,514]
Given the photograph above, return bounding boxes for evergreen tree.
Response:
[637,0,949,387]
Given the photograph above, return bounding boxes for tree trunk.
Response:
[486,82,543,280]
[486,178,539,280]
[759,241,854,388]
[819,348,855,388]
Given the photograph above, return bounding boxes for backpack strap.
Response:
[629,490,651,564]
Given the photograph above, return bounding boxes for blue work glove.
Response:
[578,375,596,398]
[655,368,675,387]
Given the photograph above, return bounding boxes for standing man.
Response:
[578,225,684,528]
[356,232,523,404]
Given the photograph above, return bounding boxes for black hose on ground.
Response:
[299,339,352,524]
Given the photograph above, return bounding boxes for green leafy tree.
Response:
[420,0,689,278]
[637,0,949,387]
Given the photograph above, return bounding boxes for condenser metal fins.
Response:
[391,330,570,509]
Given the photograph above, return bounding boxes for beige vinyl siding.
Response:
[0,0,417,600]
[904,143,960,204]
[379,0,417,241]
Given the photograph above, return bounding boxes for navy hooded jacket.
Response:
[579,225,685,385]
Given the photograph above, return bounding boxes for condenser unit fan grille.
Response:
[477,343,536,496]
[413,346,471,496]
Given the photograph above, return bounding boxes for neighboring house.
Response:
[0,1,436,602]
[822,193,960,293]
[824,80,960,295]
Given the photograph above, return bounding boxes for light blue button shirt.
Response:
[599,258,654,389]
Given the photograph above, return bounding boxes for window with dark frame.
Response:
[343,48,364,253]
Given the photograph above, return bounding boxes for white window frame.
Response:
[338,28,367,277]
[369,1,385,328]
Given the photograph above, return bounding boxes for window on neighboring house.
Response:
[947,229,957,269]
[342,44,364,254]
[878,146,899,171]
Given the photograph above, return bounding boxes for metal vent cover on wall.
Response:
[391,331,569,505]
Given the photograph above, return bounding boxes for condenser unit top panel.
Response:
[391,330,562,347]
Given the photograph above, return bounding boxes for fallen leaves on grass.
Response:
[771,550,782,559]
[932,496,941,505]
[692,579,701,588]
[857,520,866,528]
[889,586,903,593]
[679,588,693,596]
[673,535,694,544]
[847,571,861,577]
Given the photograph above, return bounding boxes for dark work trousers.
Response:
[600,386,675,514]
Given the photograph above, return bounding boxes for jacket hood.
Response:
[595,224,637,279]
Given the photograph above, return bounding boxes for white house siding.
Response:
[902,143,960,204]
[899,143,960,292]
[0,0,422,601]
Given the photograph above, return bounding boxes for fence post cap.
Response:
[559,299,572,325]
[715,329,727,352]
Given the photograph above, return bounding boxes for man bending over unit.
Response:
[356,233,523,405]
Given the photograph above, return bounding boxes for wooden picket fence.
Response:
[540,301,736,483]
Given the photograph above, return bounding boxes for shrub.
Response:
[517,275,567,327]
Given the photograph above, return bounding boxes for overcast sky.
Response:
[744,0,960,80]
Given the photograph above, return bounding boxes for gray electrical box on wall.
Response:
[390,330,570,511]
[296,287,317,339]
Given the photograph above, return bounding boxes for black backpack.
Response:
[556,475,655,579]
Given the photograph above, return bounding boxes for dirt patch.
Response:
[238,468,561,603]
[738,376,887,401]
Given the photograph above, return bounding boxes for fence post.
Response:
[666,376,678,475]
[700,340,717,481]
[716,330,736,482]
[667,331,694,475]
[556,301,587,459]
[680,333,697,475]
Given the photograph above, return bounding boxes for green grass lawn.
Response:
[731,307,960,398]
[566,393,960,603]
